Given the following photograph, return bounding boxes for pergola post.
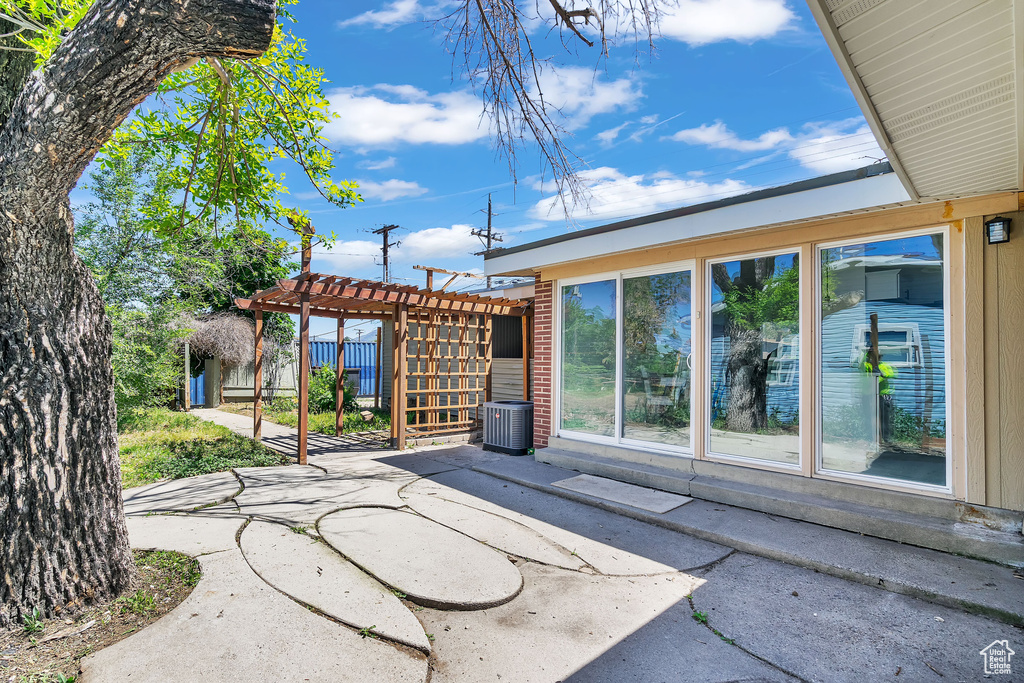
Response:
[391,304,408,450]
[336,317,345,435]
[296,221,314,465]
[254,310,263,440]
[298,295,310,464]
[374,325,382,409]
[522,313,530,401]
[484,314,493,403]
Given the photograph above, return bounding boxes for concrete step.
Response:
[535,447,1024,568]
[471,456,1024,627]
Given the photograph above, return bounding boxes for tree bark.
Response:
[0,18,37,130]
[0,0,275,628]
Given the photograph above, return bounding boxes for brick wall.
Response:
[533,280,553,448]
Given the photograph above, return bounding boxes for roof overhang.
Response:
[486,167,912,276]
[808,0,1023,199]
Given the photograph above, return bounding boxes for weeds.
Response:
[16,674,76,682]
[139,550,201,588]
[357,625,378,640]
[116,590,157,615]
[21,607,44,635]
[691,609,734,644]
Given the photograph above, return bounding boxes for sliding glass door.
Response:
[622,270,692,450]
[707,252,801,465]
[818,232,948,489]
[559,265,694,453]
[560,280,617,437]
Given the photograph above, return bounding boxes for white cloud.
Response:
[325,68,637,148]
[338,0,430,28]
[358,157,397,170]
[325,85,488,147]
[529,167,752,222]
[671,118,884,174]
[596,122,630,146]
[533,66,640,129]
[671,121,793,152]
[397,224,480,261]
[356,179,428,201]
[659,0,795,45]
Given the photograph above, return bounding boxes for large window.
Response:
[560,280,616,436]
[622,270,692,449]
[819,233,947,488]
[708,252,800,465]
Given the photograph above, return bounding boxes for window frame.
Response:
[849,322,922,368]
[814,225,953,494]
[703,247,804,471]
[554,260,697,456]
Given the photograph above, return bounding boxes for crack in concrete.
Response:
[233,517,433,660]
[400,487,604,575]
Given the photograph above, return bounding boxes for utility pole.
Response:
[372,224,401,283]
[472,194,503,288]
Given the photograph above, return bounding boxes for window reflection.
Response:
[709,253,801,464]
[820,234,946,486]
[561,280,616,436]
[622,271,692,449]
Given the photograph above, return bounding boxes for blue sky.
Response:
[84,0,888,340]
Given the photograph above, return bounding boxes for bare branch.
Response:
[440,0,661,217]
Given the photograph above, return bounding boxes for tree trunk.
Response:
[724,326,769,433]
[0,19,36,130]
[0,0,275,628]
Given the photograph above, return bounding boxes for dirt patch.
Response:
[0,550,200,683]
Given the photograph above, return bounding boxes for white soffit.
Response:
[809,0,1023,199]
[485,172,911,275]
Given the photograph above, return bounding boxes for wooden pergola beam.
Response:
[234,298,393,320]
[276,278,529,315]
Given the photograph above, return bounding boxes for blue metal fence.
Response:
[189,367,206,406]
[308,341,378,396]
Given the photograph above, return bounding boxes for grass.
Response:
[219,401,390,437]
[119,408,290,487]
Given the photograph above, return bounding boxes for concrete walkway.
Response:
[83,409,1023,682]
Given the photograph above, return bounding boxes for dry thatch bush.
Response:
[179,312,255,367]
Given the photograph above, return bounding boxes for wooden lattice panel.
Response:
[403,311,491,437]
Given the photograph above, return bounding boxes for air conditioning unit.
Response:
[483,400,534,456]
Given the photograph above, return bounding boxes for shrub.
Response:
[110,303,191,427]
[308,364,359,414]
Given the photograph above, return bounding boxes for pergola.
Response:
[235,271,531,463]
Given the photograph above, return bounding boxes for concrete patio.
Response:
[84,409,1023,682]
